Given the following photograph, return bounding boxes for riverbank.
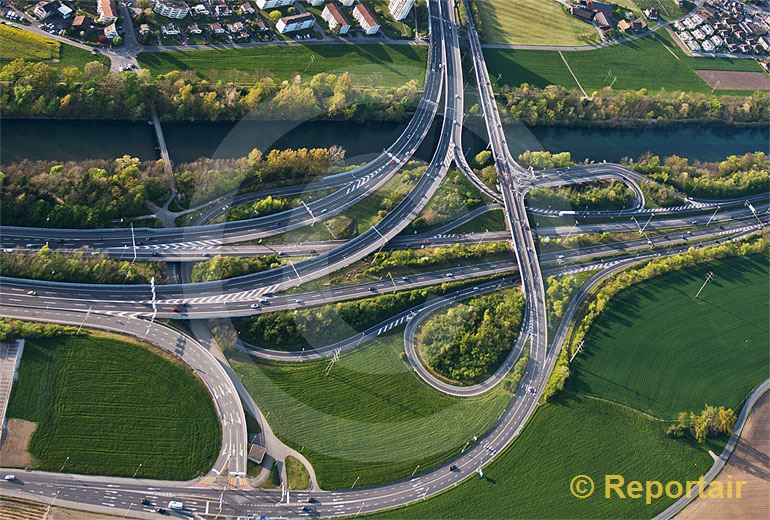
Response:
[2,118,767,165]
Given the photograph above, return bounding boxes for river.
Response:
[1,118,767,165]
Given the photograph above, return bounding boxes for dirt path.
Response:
[678,392,769,519]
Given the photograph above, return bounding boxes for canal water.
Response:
[1,117,767,165]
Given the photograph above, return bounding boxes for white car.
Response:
[250,303,260,309]
[3,475,16,481]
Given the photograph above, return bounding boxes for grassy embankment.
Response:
[7,335,221,480]
[372,253,768,518]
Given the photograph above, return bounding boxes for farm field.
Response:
[570,254,769,418]
[7,335,221,480]
[485,29,765,93]
[137,43,428,87]
[472,0,600,46]
[375,253,766,518]
[226,333,510,489]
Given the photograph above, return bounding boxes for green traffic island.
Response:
[415,287,525,386]
[0,246,167,284]
[231,273,510,353]
[224,331,512,490]
[373,239,768,519]
[3,330,221,480]
[526,180,638,213]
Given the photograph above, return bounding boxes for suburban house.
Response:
[57,3,73,18]
[96,0,117,24]
[32,0,60,20]
[189,22,202,33]
[569,5,594,22]
[643,8,659,20]
[276,12,315,33]
[353,3,379,34]
[585,0,613,17]
[139,23,151,34]
[209,22,226,33]
[256,0,293,8]
[322,2,350,34]
[239,1,255,14]
[161,22,181,34]
[191,3,209,15]
[103,22,119,39]
[593,11,612,29]
[71,14,90,30]
[153,0,190,19]
[227,20,245,32]
[389,0,415,21]
[305,0,324,6]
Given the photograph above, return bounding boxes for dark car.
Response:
[450,464,459,472]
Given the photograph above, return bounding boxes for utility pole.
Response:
[325,348,341,376]
[300,200,317,225]
[569,340,585,362]
[351,476,360,489]
[561,220,579,244]
[695,272,715,298]
[130,223,137,263]
[705,206,720,226]
[387,272,397,292]
[76,306,92,334]
[289,261,302,283]
[474,229,488,251]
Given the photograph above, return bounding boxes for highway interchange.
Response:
[1,0,768,517]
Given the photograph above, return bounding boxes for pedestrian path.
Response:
[0,340,23,439]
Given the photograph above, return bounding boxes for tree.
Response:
[474,150,492,167]
[268,10,281,22]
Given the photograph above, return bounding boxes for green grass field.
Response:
[570,254,769,418]
[485,29,764,92]
[452,209,506,234]
[373,253,767,518]
[0,24,108,69]
[473,0,600,46]
[227,333,510,489]
[137,43,428,87]
[7,335,221,480]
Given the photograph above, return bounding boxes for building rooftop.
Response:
[354,3,377,26]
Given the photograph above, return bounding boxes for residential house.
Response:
[189,22,202,33]
[643,8,659,20]
[139,23,151,34]
[103,22,119,38]
[631,18,646,31]
[617,19,631,32]
[161,22,181,34]
[253,18,268,31]
[276,12,315,33]
[192,3,209,15]
[71,14,90,30]
[32,0,59,20]
[97,0,116,23]
[239,1,255,14]
[353,3,379,34]
[209,22,225,33]
[227,20,244,32]
[570,5,594,23]
[593,11,612,30]
[322,2,350,34]
[585,0,613,17]
[256,0,292,8]
[389,0,414,21]
[57,3,73,18]
[153,0,190,19]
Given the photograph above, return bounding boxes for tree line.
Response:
[492,84,769,126]
[0,60,421,122]
[628,152,769,200]
[0,245,166,284]
[190,255,282,283]
[666,405,737,444]
[0,319,81,342]
[420,288,525,383]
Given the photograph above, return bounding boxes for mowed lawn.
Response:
[485,29,764,92]
[374,253,767,518]
[7,335,221,480]
[570,254,769,418]
[472,0,600,46]
[227,333,510,489]
[137,43,428,87]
